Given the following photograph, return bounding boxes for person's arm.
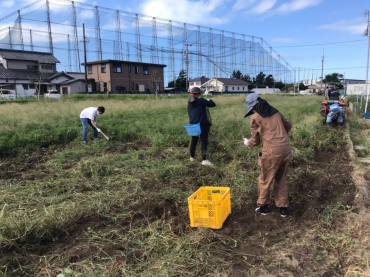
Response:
[200,98,216,107]
[248,117,260,146]
[90,119,98,129]
[280,114,292,133]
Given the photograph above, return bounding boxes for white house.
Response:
[188,76,209,91]
[0,49,88,97]
[346,83,370,96]
[202,78,250,92]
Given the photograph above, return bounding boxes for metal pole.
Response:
[185,43,189,92]
[321,54,324,95]
[364,20,370,113]
[83,24,88,93]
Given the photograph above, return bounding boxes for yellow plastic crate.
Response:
[188,187,231,229]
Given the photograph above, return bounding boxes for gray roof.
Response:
[82,59,166,67]
[0,49,60,63]
[58,79,82,85]
[65,72,85,79]
[0,64,57,80]
[189,77,209,83]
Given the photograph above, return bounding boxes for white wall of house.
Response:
[204,79,223,91]
[346,83,370,96]
[69,81,85,94]
[0,79,37,97]
[189,81,202,91]
[60,81,85,95]
[225,84,248,92]
[204,79,249,92]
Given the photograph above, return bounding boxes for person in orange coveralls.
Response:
[243,93,292,217]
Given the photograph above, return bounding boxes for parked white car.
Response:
[44,90,61,99]
[0,90,16,100]
[204,91,213,95]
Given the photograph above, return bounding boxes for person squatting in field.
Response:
[243,93,292,217]
[79,106,105,142]
[187,87,216,166]
[326,86,344,127]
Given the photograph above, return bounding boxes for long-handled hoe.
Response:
[100,131,110,141]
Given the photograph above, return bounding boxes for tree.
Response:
[167,69,187,88]
[264,74,274,88]
[254,72,266,87]
[242,74,254,90]
[299,82,308,90]
[231,70,243,79]
[323,73,344,89]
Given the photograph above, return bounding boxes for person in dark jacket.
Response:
[188,87,216,165]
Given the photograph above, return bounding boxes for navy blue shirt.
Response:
[188,98,216,124]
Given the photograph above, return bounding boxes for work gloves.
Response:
[244,138,249,146]
[96,128,101,132]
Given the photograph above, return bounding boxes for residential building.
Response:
[346,82,370,96]
[0,48,60,97]
[251,88,281,94]
[82,60,166,93]
[188,76,209,91]
[203,78,250,93]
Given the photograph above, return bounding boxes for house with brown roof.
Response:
[203,78,250,93]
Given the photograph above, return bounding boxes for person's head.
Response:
[97,106,105,115]
[188,87,201,103]
[327,85,334,91]
[244,93,260,117]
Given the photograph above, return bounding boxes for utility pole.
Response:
[83,24,88,93]
[215,57,218,94]
[185,43,192,92]
[321,53,324,96]
[364,10,370,113]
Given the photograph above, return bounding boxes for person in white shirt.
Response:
[79,106,105,141]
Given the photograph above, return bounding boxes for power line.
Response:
[273,39,366,48]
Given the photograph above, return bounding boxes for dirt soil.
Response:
[0,143,355,277]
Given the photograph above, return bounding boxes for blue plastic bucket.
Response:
[184,123,201,136]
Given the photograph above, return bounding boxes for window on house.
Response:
[143,65,149,75]
[116,85,125,90]
[101,63,106,73]
[135,66,139,74]
[237,87,239,90]
[22,84,28,90]
[113,63,122,73]
[27,65,38,70]
[131,82,134,90]
[128,65,131,73]
[243,87,244,90]
[135,84,139,90]
[103,82,107,92]
[29,84,35,89]
[232,87,234,90]
[87,65,92,74]
[41,64,53,70]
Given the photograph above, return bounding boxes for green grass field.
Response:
[0,95,368,277]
